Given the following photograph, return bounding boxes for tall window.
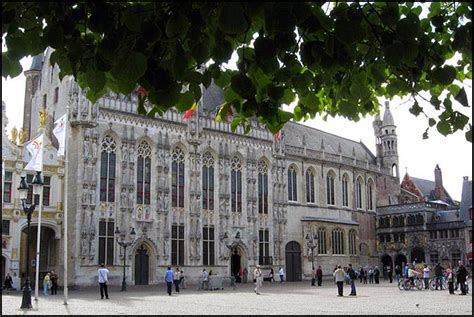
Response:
[326,172,335,205]
[306,169,315,203]
[42,94,47,108]
[258,160,268,214]
[202,152,215,210]
[2,219,10,235]
[171,224,185,266]
[230,156,242,213]
[348,229,357,255]
[98,220,114,265]
[368,181,374,210]
[172,148,185,208]
[342,174,349,207]
[259,229,270,265]
[100,135,116,202]
[288,165,297,202]
[26,174,51,206]
[202,226,215,266]
[54,87,59,103]
[356,177,363,209]
[332,228,344,254]
[3,171,12,203]
[136,141,152,205]
[317,227,327,254]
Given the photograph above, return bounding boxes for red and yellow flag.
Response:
[183,102,197,120]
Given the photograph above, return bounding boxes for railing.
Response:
[258,256,273,266]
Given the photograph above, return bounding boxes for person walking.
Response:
[447,266,455,294]
[363,267,368,284]
[374,266,380,284]
[43,272,51,296]
[348,264,357,296]
[402,263,409,279]
[174,267,181,293]
[333,265,345,296]
[408,264,417,286]
[200,268,209,290]
[387,266,393,283]
[3,273,13,291]
[254,265,263,295]
[434,263,444,290]
[50,270,58,295]
[359,267,364,283]
[368,267,374,284]
[422,264,431,289]
[278,267,284,283]
[98,263,109,299]
[269,268,275,283]
[165,266,174,296]
[456,264,468,295]
[395,265,402,283]
[179,270,186,289]
[311,267,316,286]
[316,266,323,286]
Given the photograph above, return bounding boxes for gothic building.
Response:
[2,48,400,288]
[376,166,468,271]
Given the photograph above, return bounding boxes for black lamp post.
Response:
[114,227,136,291]
[18,175,39,309]
[305,232,319,270]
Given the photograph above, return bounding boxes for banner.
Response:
[24,133,44,171]
[53,113,67,156]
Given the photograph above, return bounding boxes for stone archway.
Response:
[285,241,302,282]
[410,247,425,264]
[130,238,157,285]
[134,245,150,285]
[381,254,393,279]
[229,243,247,283]
[395,253,407,268]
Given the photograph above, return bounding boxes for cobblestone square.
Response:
[1,279,472,315]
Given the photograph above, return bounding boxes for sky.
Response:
[2,55,472,201]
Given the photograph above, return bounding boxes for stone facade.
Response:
[2,47,400,287]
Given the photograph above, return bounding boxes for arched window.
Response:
[393,217,399,227]
[136,141,152,205]
[202,152,215,210]
[326,171,335,205]
[342,174,349,207]
[356,177,363,209]
[332,228,344,254]
[349,229,357,255]
[230,155,242,213]
[368,180,374,210]
[287,165,298,202]
[317,227,327,254]
[172,147,185,207]
[100,135,116,202]
[258,160,268,214]
[392,164,397,177]
[306,169,315,203]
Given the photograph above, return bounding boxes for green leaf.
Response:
[231,116,242,132]
[466,127,472,143]
[428,118,436,127]
[409,101,423,116]
[431,66,457,85]
[231,73,256,99]
[85,68,106,93]
[111,51,147,83]
[165,13,189,38]
[436,120,451,136]
[219,3,248,35]
[2,52,22,78]
[176,91,195,112]
[454,87,469,107]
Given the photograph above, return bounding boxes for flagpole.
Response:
[63,105,69,305]
[34,186,43,301]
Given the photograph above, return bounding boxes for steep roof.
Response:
[200,80,224,114]
[382,103,395,126]
[460,178,472,222]
[284,121,376,162]
[29,53,44,71]
[410,176,455,205]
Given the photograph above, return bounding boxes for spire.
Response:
[382,101,395,126]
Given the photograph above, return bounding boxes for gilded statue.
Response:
[10,127,18,145]
[18,128,25,144]
[39,108,48,128]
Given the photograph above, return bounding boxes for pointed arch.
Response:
[331,228,345,255]
[230,154,242,213]
[305,167,316,203]
[171,147,185,208]
[137,140,152,205]
[341,173,350,207]
[202,151,215,211]
[100,134,117,202]
[356,176,364,209]
[326,169,336,206]
[288,164,298,202]
[257,159,269,214]
[367,177,375,210]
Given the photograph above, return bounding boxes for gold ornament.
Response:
[39,108,48,128]
[10,127,18,144]
[18,128,25,144]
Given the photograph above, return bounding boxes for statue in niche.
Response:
[128,190,134,207]
[82,187,88,204]
[81,228,89,256]
[157,193,163,212]
[163,239,169,257]
[128,144,135,162]
[252,239,257,258]
[145,207,150,220]
[91,141,98,159]
[88,186,94,205]
[120,188,127,207]
[83,140,90,158]
[121,143,128,162]
[163,194,169,213]
[219,199,226,215]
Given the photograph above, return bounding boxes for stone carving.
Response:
[120,188,128,207]
[10,127,17,144]
[81,228,89,256]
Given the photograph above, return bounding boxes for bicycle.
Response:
[402,275,424,291]
[429,276,448,290]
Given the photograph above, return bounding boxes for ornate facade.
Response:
[2,48,400,287]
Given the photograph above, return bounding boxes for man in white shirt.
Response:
[254,265,263,295]
[278,267,284,283]
[174,267,181,293]
[422,264,431,289]
[200,269,209,290]
[98,264,109,299]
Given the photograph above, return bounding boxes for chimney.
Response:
[434,164,446,201]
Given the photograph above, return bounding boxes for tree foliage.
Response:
[2,2,472,141]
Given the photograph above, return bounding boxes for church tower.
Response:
[22,53,43,141]
[374,101,399,179]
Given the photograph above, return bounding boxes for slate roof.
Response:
[284,122,376,162]
[410,176,455,205]
[382,104,395,126]
[200,80,224,114]
[29,53,44,71]
[460,179,472,222]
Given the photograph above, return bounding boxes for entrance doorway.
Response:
[395,253,407,268]
[134,245,149,285]
[381,254,393,279]
[285,241,301,281]
[410,247,425,264]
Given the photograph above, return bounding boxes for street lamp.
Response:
[18,176,36,309]
[114,227,136,291]
[305,232,319,271]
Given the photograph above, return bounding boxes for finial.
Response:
[10,127,18,145]
[18,128,25,144]
[384,101,389,107]
[39,108,48,128]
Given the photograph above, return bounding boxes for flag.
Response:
[53,113,67,157]
[274,131,280,141]
[25,134,44,171]
[183,102,197,120]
